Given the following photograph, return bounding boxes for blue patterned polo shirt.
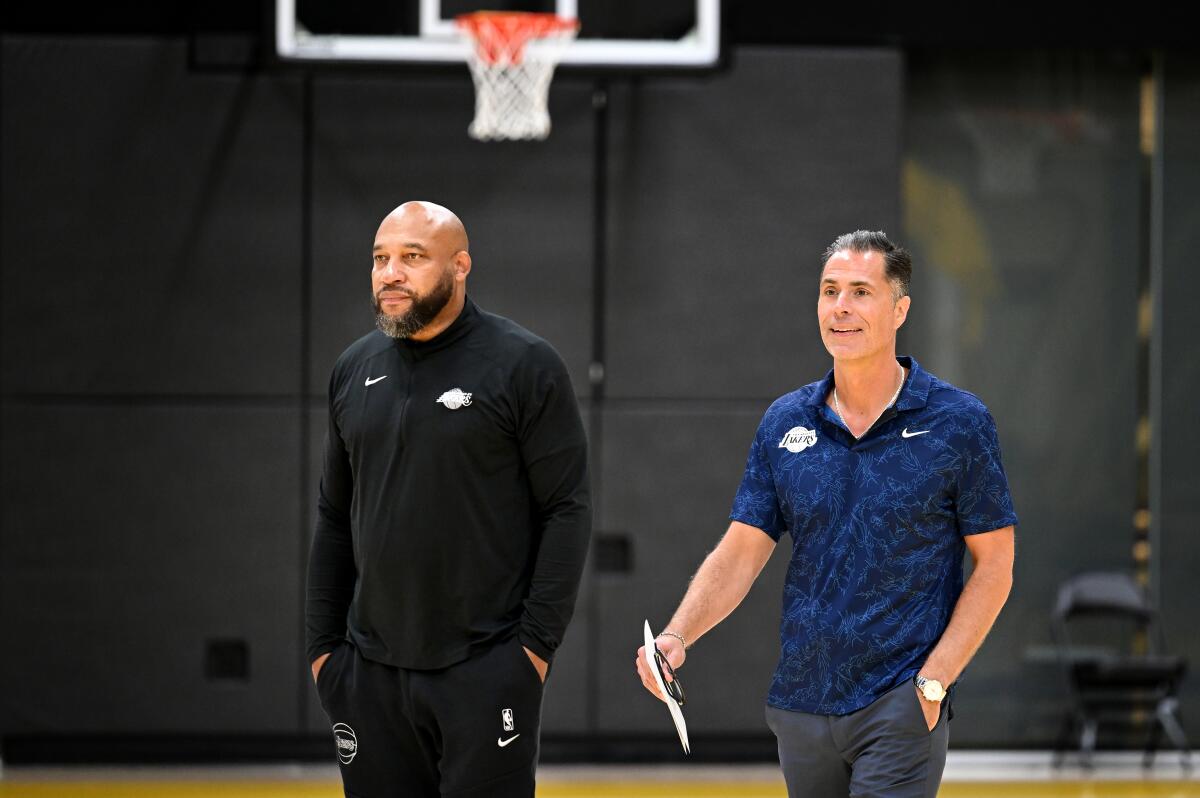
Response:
[730,356,1018,716]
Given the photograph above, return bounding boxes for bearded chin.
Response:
[375,307,425,339]
[373,270,455,339]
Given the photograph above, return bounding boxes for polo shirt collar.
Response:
[896,356,931,410]
[805,355,932,411]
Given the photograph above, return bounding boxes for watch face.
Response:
[921,679,946,701]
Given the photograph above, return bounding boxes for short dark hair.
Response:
[821,230,912,299]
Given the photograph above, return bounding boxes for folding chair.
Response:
[1051,571,1190,768]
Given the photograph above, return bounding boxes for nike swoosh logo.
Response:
[497,734,520,747]
[364,376,388,387]
[902,428,930,438]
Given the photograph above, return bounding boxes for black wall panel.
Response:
[0,37,306,739]
[1,39,304,396]
[0,405,301,733]
[604,49,903,400]
[306,76,596,399]
[904,52,1142,745]
[1159,53,1200,738]
[593,407,789,733]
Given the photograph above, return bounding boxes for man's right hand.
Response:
[311,651,332,684]
[635,635,685,703]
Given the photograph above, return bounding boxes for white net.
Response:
[458,13,578,142]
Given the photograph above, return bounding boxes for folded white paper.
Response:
[643,619,690,754]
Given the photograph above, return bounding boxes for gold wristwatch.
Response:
[914,675,946,702]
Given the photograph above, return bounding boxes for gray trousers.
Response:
[765,681,949,798]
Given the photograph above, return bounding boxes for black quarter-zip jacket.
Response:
[305,298,591,669]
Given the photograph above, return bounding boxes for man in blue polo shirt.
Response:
[636,231,1017,797]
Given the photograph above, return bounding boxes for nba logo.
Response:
[502,708,515,732]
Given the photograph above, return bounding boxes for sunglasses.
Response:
[652,643,686,707]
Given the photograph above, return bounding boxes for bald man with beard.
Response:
[306,202,592,798]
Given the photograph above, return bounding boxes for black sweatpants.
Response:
[315,635,545,798]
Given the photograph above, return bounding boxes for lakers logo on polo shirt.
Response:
[778,426,818,453]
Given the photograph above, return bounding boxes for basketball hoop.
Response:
[457,12,578,142]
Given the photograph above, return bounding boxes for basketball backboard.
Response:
[275,0,721,69]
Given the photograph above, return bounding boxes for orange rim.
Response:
[456,11,578,65]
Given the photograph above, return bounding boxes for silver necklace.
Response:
[833,363,905,439]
